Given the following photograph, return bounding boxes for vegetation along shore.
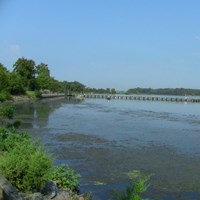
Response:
[1,57,200,105]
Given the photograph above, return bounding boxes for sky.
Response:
[0,0,200,90]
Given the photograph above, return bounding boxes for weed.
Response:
[51,164,80,191]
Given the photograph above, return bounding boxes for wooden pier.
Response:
[40,93,200,103]
[84,94,200,103]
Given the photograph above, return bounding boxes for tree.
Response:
[7,72,25,95]
[111,88,116,94]
[49,78,63,92]
[13,58,36,90]
[36,63,63,92]
[36,63,51,90]
[72,81,85,93]
[106,88,111,94]
[0,63,9,91]
[36,63,50,77]
[63,81,85,93]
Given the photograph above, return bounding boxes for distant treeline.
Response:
[0,57,116,96]
[1,57,199,97]
[126,88,200,96]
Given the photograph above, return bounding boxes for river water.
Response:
[15,97,200,200]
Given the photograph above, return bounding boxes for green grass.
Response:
[26,91,36,98]
[26,90,42,99]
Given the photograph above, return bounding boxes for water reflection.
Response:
[15,97,84,129]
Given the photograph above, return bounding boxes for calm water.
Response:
[15,97,200,200]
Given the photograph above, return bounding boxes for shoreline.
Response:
[1,94,66,104]
[12,95,34,103]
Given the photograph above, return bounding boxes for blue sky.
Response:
[0,0,200,90]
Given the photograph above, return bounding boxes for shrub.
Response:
[6,119,21,129]
[0,128,80,194]
[7,72,25,95]
[0,105,22,128]
[0,142,52,192]
[34,90,42,98]
[51,164,80,191]
[0,129,52,192]
[0,91,12,102]
[0,105,15,119]
[0,128,30,151]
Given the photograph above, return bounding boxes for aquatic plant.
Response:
[111,170,152,200]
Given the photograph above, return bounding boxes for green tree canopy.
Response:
[36,63,51,90]
[36,63,50,76]
[13,57,36,90]
[49,78,63,92]
[7,72,25,95]
[0,63,9,91]
[63,81,85,93]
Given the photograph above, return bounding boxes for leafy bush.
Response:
[0,128,30,151]
[0,91,12,102]
[7,72,25,95]
[34,90,42,98]
[6,119,21,129]
[0,105,17,128]
[0,142,52,192]
[51,164,80,191]
[0,105,22,128]
[0,105,15,119]
[0,128,80,193]
[0,129,52,192]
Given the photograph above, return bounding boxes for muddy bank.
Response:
[2,95,66,104]
[12,95,33,103]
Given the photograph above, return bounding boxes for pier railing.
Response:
[40,93,200,103]
[84,94,200,103]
